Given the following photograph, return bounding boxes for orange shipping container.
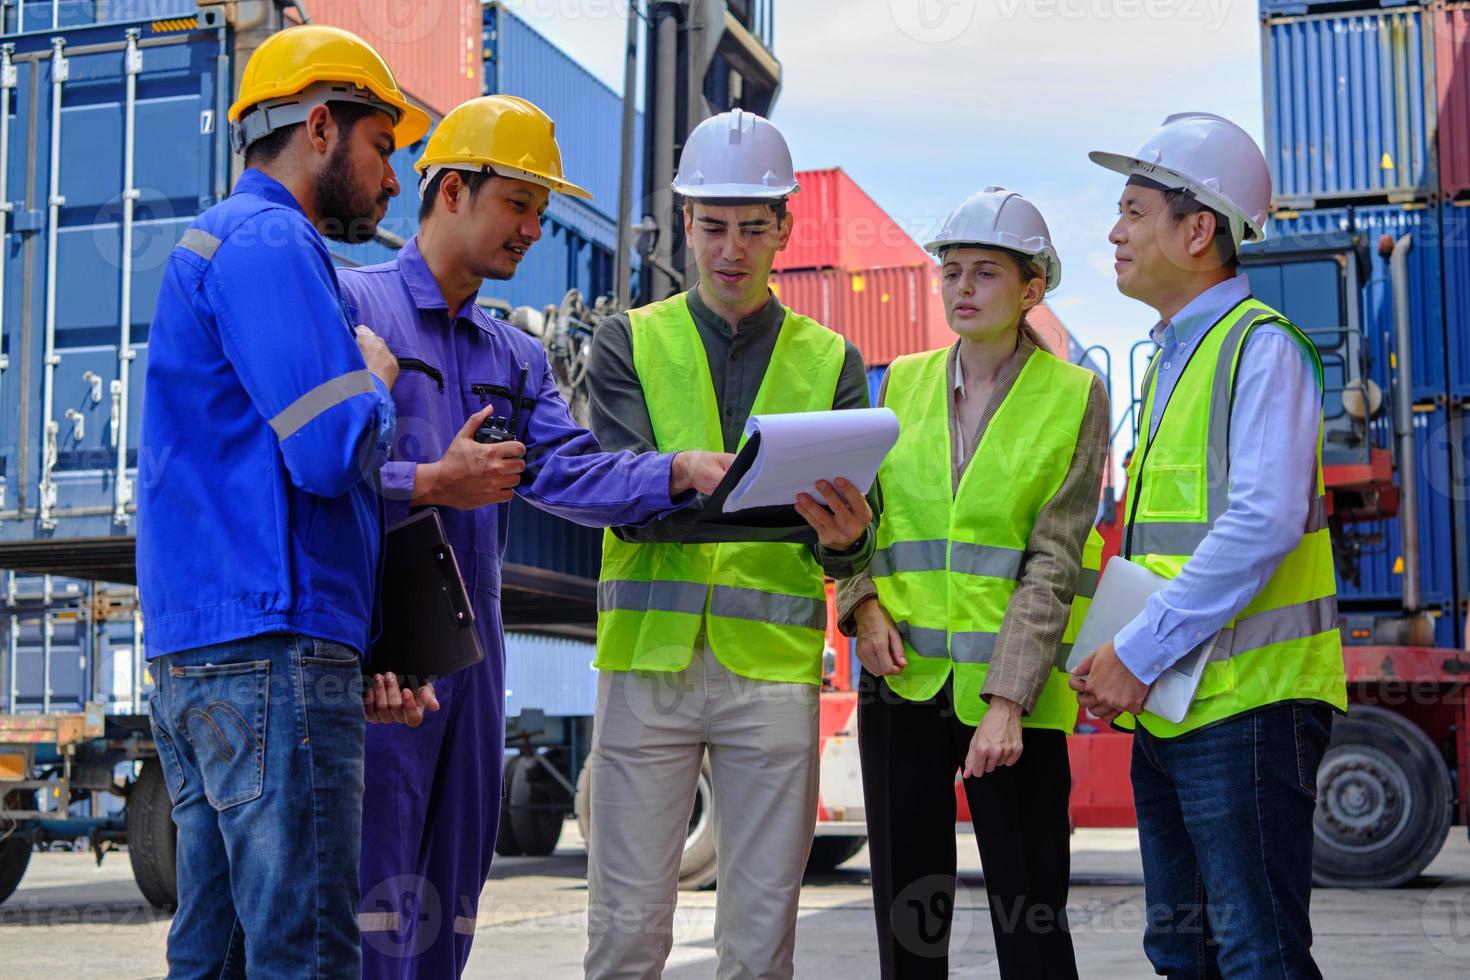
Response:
[287,1,481,118]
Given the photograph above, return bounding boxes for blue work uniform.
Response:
[338,236,690,979]
[138,167,396,978]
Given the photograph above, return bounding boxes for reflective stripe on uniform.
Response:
[709,585,825,631]
[268,369,378,440]
[177,228,221,262]
[871,539,1024,580]
[870,539,947,577]
[894,621,947,659]
[598,579,706,616]
[454,915,477,936]
[1215,594,1338,659]
[358,912,399,933]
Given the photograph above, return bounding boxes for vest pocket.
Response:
[1141,463,1205,520]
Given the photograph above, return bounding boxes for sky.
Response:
[497,0,1267,429]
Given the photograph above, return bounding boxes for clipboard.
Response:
[693,431,819,540]
[369,508,485,684]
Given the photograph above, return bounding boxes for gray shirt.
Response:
[586,286,878,579]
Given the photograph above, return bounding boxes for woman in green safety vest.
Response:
[836,187,1109,980]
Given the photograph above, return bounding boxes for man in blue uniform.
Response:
[138,26,434,979]
[339,95,731,979]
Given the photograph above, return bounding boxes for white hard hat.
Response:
[672,109,799,201]
[1089,112,1271,247]
[924,186,1062,292]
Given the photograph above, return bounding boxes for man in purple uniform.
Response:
[339,95,731,979]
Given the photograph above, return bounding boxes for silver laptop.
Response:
[1067,557,1212,724]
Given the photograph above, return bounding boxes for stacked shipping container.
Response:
[0,5,638,599]
[1259,0,1470,633]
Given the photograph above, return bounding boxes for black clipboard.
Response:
[693,431,820,541]
[368,508,485,684]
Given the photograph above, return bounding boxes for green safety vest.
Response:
[1116,298,1347,738]
[594,293,847,685]
[872,344,1104,732]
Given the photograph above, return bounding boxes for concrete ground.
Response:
[5,825,1470,978]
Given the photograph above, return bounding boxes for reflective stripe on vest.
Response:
[872,344,1101,731]
[1118,299,1347,738]
[593,293,847,685]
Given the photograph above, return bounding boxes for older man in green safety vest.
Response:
[581,109,876,979]
[1072,113,1346,979]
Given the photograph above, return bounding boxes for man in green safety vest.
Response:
[1072,113,1347,979]
[581,109,876,979]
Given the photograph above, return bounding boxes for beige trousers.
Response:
[583,643,820,980]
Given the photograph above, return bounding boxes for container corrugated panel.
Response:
[771,264,941,366]
[4,0,197,34]
[484,2,643,225]
[1262,10,1436,206]
[1269,204,1446,401]
[1437,4,1470,198]
[285,1,481,119]
[504,631,596,719]
[0,22,230,546]
[1442,202,1470,398]
[775,168,934,273]
[502,496,602,581]
[1446,407,1470,633]
[1339,405,1456,604]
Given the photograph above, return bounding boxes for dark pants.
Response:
[858,670,1078,980]
[148,632,366,979]
[1132,703,1332,980]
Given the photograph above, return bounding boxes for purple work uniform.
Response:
[338,236,689,979]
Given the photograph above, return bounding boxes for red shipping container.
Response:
[286,1,481,118]
[777,168,936,272]
[771,264,940,366]
[1439,4,1470,198]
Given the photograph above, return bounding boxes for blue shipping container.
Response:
[1441,202,1470,399]
[1262,9,1436,206]
[1269,204,1446,402]
[3,0,197,35]
[1340,406,1456,604]
[503,630,596,719]
[0,20,228,545]
[483,2,643,229]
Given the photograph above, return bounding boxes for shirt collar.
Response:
[394,235,452,312]
[394,235,508,337]
[1150,273,1252,347]
[234,168,308,216]
[952,326,1039,397]
[686,283,785,337]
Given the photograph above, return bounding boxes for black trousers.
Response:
[858,669,1078,980]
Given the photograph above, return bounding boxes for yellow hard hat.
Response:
[228,25,431,154]
[414,96,592,200]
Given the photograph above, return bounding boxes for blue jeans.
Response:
[1132,703,1332,980]
[148,632,366,979]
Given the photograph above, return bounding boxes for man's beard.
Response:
[315,140,387,245]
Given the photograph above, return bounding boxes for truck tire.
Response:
[575,753,720,890]
[507,754,566,857]
[1313,704,1453,888]
[496,762,523,858]
[805,836,866,875]
[678,757,718,890]
[0,790,34,906]
[127,758,178,911]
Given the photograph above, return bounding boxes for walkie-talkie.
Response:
[474,363,529,445]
